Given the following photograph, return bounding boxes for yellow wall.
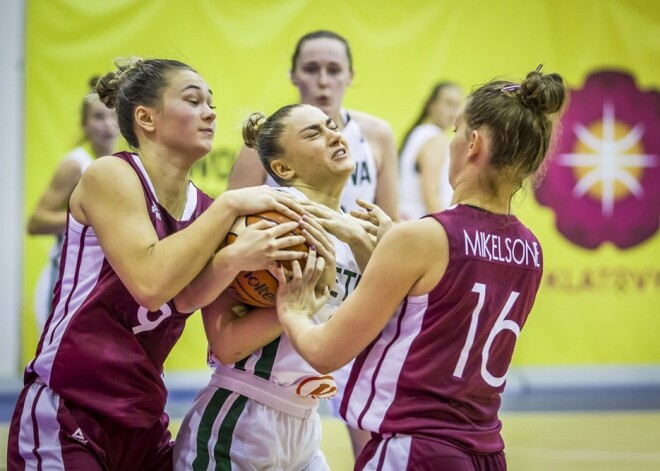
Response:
[23,0,660,371]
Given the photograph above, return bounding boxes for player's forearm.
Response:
[422,194,442,214]
[349,231,375,272]
[27,209,67,235]
[173,251,239,313]
[209,308,282,364]
[125,196,242,310]
[279,312,345,374]
[375,189,399,222]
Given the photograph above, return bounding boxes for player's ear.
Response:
[270,159,296,181]
[134,105,155,134]
[467,129,493,167]
[467,129,482,160]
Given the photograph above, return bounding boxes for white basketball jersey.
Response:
[399,124,453,220]
[209,186,361,399]
[339,110,378,212]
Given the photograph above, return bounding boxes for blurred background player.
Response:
[26,76,119,331]
[228,30,399,222]
[399,81,463,220]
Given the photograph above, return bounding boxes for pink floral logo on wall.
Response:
[535,71,660,249]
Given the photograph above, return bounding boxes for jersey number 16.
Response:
[452,282,521,387]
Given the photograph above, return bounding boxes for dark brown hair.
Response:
[291,30,353,73]
[96,58,196,148]
[463,68,568,196]
[242,104,303,185]
[399,81,460,153]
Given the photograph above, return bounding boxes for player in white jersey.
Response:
[27,79,119,331]
[399,82,463,220]
[275,68,568,470]
[174,104,382,470]
[227,29,398,456]
[227,30,399,223]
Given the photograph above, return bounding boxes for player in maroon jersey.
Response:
[7,58,310,471]
[275,66,568,470]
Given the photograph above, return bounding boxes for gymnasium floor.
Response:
[2,372,659,470]
[1,411,659,470]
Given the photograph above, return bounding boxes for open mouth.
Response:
[316,96,330,106]
[332,147,347,159]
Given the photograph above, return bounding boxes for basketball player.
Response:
[174,104,381,470]
[228,30,399,223]
[8,58,308,471]
[228,29,393,455]
[399,82,463,220]
[275,67,568,470]
[27,77,120,331]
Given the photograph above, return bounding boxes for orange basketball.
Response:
[225,210,308,307]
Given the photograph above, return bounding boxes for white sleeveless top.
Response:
[399,124,453,220]
[267,109,378,213]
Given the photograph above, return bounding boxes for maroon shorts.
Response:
[356,434,507,471]
[7,381,173,471]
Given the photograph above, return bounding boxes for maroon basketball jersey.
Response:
[25,152,214,427]
[340,204,543,453]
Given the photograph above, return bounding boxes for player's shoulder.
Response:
[383,217,447,253]
[85,153,131,172]
[428,130,449,145]
[372,218,449,282]
[234,143,259,160]
[56,155,87,180]
[420,131,449,152]
[347,109,394,138]
[81,153,138,189]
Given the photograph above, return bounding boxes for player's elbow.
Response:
[130,283,172,313]
[312,358,347,376]
[26,217,44,235]
[312,362,337,376]
[213,347,249,366]
[136,296,168,313]
[306,345,345,375]
[26,223,38,235]
[172,288,198,314]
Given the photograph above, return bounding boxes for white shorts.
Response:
[174,368,329,471]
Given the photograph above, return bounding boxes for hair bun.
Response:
[95,57,144,109]
[519,70,566,115]
[242,112,268,149]
[87,75,101,90]
[95,71,118,109]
